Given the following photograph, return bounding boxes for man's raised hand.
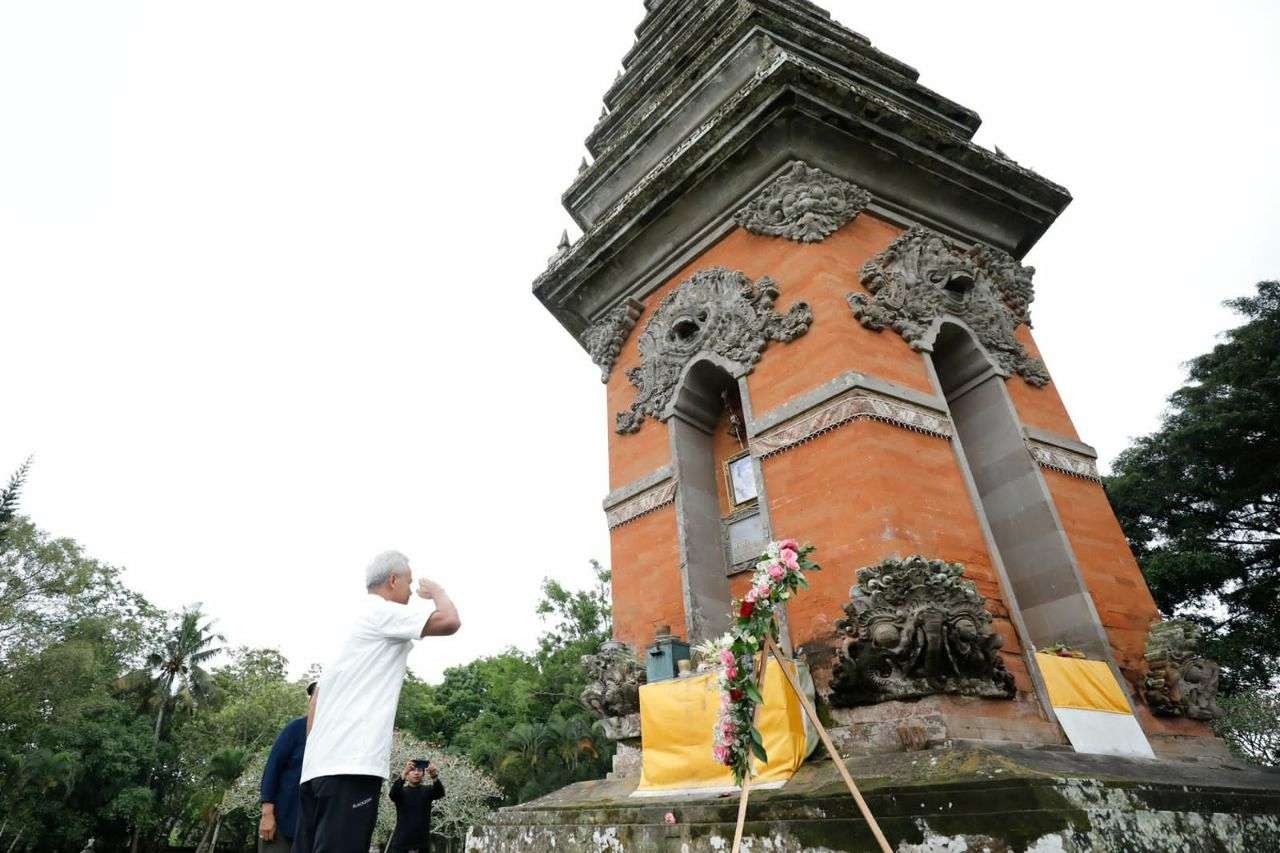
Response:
[416,578,442,600]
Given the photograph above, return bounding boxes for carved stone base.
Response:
[472,744,1280,852]
[828,695,1066,754]
[608,739,642,780]
[602,713,642,742]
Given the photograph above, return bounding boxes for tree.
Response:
[0,456,31,546]
[0,588,159,850]
[118,606,226,851]
[378,731,502,848]
[1,518,158,668]
[123,606,226,744]
[1213,693,1280,767]
[535,560,612,656]
[1107,281,1280,691]
[202,748,247,851]
[0,518,162,851]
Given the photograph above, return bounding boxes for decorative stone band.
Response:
[606,479,678,529]
[1026,439,1101,482]
[750,389,953,459]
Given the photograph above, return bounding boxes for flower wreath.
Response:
[695,538,820,786]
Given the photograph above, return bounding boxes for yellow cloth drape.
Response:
[1035,652,1131,715]
[636,658,809,793]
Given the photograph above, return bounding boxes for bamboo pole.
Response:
[762,635,893,853]
[730,642,771,853]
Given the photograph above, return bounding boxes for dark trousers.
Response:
[292,774,383,853]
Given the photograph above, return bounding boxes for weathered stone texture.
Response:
[1144,620,1224,721]
[733,161,871,243]
[827,556,1016,707]
[850,225,1050,386]
[580,642,647,742]
[616,266,812,434]
[470,745,1280,852]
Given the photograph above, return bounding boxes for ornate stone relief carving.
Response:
[581,298,645,382]
[1026,439,1101,482]
[828,556,1016,707]
[616,267,812,434]
[580,641,648,740]
[733,161,871,243]
[848,226,1050,386]
[605,479,678,529]
[750,389,952,459]
[1143,620,1224,721]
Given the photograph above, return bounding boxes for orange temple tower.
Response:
[536,0,1223,758]
[472,2,1280,848]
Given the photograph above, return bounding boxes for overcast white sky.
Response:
[2,1,1278,682]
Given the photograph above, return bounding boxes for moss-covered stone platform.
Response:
[467,745,1280,851]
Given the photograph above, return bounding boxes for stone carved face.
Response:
[615,267,812,433]
[1143,621,1223,721]
[917,234,978,313]
[733,161,871,244]
[580,642,646,721]
[828,556,1015,707]
[849,226,1049,386]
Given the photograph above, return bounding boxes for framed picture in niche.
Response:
[725,452,759,508]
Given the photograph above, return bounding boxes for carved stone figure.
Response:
[616,267,812,433]
[828,556,1015,707]
[733,161,872,243]
[581,298,644,382]
[1143,620,1223,721]
[848,226,1050,386]
[580,641,647,740]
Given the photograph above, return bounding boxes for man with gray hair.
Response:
[294,551,461,853]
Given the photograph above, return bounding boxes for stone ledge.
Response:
[471,745,1280,851]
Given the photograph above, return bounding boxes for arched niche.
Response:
[928,320,1114,659]
[666,357,741,646]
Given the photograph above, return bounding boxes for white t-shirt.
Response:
[300,595,427,783]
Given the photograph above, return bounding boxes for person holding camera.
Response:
[293,551,461,853]
[388,759,446,853]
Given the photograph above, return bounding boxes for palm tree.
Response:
[202,748,247,852]
[120,606,224,852]
[543,716,599,773]
[498,723,552,773]
[122,606,225,744]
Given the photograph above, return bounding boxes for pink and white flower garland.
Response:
[696,538,820,785]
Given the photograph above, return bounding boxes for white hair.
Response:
[366,550,410,590]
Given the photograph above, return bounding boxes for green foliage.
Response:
[1213,692,1280,767]
[0,522,162,850]
[0,514,614,848]
[1107,281,1280,691]
[0,456,32,545]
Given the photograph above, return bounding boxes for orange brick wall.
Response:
[604,212,922,493]
[600,214,1208,735]
[1040,470,1160,678]
[761,419,1030,695]
[1006,327,1080,439]
[609,504,684,654]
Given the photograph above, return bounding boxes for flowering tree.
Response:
[378,730,503,845]
[696,539,819,785]
[221,730,502,847]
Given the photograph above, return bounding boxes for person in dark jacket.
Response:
[388,759,445,853]
[257,682,314,850]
